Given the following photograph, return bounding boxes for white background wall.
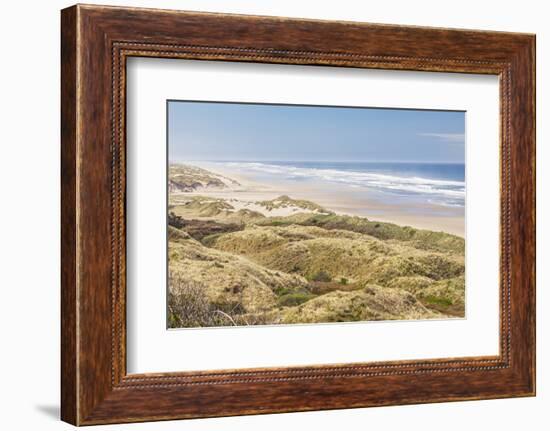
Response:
[0,0,546,429]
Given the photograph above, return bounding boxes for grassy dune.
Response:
[168,164,465,328]
[169,164,240,192]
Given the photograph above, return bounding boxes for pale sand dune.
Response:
[227,198,324,218]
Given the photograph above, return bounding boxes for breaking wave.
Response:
[217,161,465,207]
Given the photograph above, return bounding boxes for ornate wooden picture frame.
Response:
[61,4,535,425]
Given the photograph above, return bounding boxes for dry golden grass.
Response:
[282,285,438,323]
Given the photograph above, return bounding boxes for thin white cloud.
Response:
[419,132,465,143]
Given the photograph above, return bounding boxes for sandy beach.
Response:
[181,162,465,237]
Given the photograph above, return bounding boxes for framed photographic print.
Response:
[61,4,536,425]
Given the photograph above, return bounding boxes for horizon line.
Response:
[169,159,466,164]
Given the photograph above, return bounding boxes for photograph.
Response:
[167,101,466,328]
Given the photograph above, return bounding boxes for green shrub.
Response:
[311,270,332,282]
[274,287,292,296]
[267,220,288,226]
[340,277,348,285]
[423,295,453,307]
[168,212,186,229]
[277,292,316,307]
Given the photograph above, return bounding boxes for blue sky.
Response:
[168,101,465,163]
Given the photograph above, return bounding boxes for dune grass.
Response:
[167,169,465,327]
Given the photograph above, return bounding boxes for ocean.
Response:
[214,161,465,208]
